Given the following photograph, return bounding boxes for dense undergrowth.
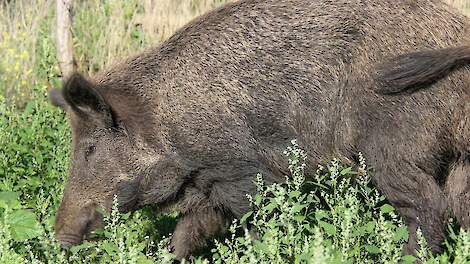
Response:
[1,0,470,263]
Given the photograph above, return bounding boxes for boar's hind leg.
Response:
[364,138,448,254]
[170,207,230,261]
[445,158,470,229]
[376,163,447,254]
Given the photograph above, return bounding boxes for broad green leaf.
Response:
[365,221,375,233]
[340,167,352,176]
[401,255,417,264]
[70,241,95,254]
[254,241,270,253]
[294,215,305,222]
[7,209,42,241]
[265,200,278,213]
[380,204,395,214]
[101,241,118,255]
[393,226,409,242]
[0,191,21,209]
[319,220,336,236]
[240,211,253,224]
[315,210,329,221]
[365,245,381,254]
[288,190,301,199]
[291,204,306,213]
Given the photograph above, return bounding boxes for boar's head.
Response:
[49,73,143,247]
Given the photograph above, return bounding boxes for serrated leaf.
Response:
[315,210,329,221]
[365,221,375,233]
[240,211,253,224]
[288,191,301,199]
[265,200,278,213]
[7,210,42,241]
[380,204,395,214]
[255,194,262,205]
[393,226,409,242]
[340,167,352,176]
[401,255,417,264]
[70,241,94,254]
[0,192,21,209]
[319,221,336,236]
[365,244,381,254]
[294,215,305,222]
[292,204,306,213]
[254,241,269,253]
[101,241,118,255]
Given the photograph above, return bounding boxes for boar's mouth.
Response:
[56,219,103,247]
[56,233,84,248]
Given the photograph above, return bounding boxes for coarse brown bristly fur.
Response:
[49,0,470,260]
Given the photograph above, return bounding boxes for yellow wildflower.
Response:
[21,51,29,60]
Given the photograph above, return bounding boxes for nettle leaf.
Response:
[315,210,329,221]
[401,255,417,264]
[254,241,270,254]
[393,226,409,242]
[319,220,336,236]
[365,244,381,254]
[70,241,95,254]
[380,204,395,214]
[294,215,305,222]
[365,221,376,233]
[288,190,301,199]
[7,209,42,241]
[254,194,262,205]
[291,204,306,214]
[101,241,118,255]
[265,200,278,213]
[340,167,352,176]
[240,211,253,224]
[0,191,21,209]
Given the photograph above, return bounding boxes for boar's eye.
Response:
[85,145,96,161]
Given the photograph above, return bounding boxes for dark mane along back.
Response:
[376,46,470,94]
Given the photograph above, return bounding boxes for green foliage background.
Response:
[1,0,470,263]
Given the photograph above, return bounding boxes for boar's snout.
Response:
[55,202,104,248]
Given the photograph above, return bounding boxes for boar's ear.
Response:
[62,73,116,127]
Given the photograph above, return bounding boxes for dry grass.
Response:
[447,0,470,13]
[71,0,232,73]
[0,0,54,103]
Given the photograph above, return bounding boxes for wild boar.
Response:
[49,0,470,259]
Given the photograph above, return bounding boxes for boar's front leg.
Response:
[170,206,230,261]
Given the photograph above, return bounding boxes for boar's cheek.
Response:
[116,180,140,212]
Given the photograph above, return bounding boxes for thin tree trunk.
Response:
[56,0,75,80]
